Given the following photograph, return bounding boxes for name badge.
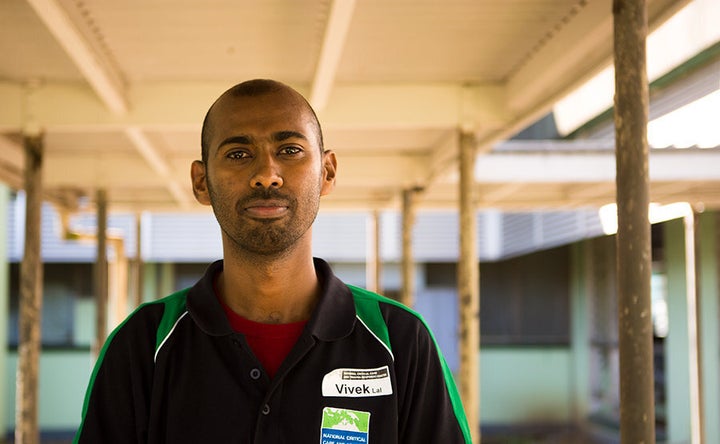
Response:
[322,366,393,398]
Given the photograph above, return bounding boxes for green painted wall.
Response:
[6,321,576,432]
[480,347,573,424]
[4,348,575,432]
[4,351,93,431]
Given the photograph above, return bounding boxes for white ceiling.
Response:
[3,0,716,214]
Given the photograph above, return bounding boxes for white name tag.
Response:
[322,366,393,398]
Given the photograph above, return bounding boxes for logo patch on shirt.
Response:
[322,366,393,398]
[320,407,370,444]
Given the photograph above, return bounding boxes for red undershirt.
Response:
[217,296,307,379]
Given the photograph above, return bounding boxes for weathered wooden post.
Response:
[458,130,480,443]
[15,132,44,444]
[613,0,655,442]
[94,189,108,356]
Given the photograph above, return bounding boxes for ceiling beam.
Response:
[506,0,614,118]
[322,83,506,129]
[24,0,128,114]
[124,127,193,209]
[0,135,23,189]
[310,0,356,111]
[0,81,506,131]
[479,182,529,205]
[473,145,720,183]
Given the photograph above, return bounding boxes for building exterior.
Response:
[2,185,718,442]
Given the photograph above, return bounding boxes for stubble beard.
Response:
[207,178,321,259]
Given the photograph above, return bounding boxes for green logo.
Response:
[320,407,370,443]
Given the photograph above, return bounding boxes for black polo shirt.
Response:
[75,259,471,443]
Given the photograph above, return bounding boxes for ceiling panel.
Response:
[55,0,331,83]
[0,0,84,81]
[338,0,582,83]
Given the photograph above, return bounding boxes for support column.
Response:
[0,184,10,439]
[94,189,108,357]
[400,188,419,308]
[698,212,720,443]
[15,133,44,444]
[685,212,702,444]
[613,1,655,442]
[134,212,144,307]
[110,238,128,326]
[366,210,382,294]
[665,217,698,443]
[458,130,479,443]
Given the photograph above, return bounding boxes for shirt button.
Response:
[250,368,262,380]
[261,404,271,415]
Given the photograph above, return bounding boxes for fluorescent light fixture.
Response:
[648,90,720,148]
[599,201,694,235]
[554,0,720,137]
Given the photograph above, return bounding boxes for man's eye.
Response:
[227,151,249,159]
[280,146,302,155]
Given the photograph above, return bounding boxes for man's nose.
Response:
[250,153,283,189]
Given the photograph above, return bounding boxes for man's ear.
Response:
[320,150,337,196]
[191,160,211,205]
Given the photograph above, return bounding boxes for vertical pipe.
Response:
[0,184,9,439]
[134,212,144,307]
[94,189,108,357]
[685,212,702,444]
[112,241,128,326]
[366,210,382,294]
[15,133,44,444]
[613,1,655,442]
[698,211,720,443]
[374,211,382,295]
[458,130,479,443]
[401,188,418,308]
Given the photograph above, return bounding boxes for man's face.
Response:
[192,89,336,257]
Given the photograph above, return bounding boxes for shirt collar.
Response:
[186,258,356,340]
[306,258,356,342]
[186,260,233,336]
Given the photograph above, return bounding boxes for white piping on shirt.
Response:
[355,315,394,361]
[154,311,189,363]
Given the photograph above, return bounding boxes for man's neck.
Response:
[217,247,320,324]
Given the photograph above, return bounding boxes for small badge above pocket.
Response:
[322,366,393,397]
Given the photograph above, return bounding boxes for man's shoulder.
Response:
[111,288,190,343]
[346,284,435,353]
[130,288,189,323]
[136,288,191,345]
[346,284,425,323]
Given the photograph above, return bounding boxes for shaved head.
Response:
[200,79,324,164]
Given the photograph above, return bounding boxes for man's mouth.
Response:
[243,200,290,219]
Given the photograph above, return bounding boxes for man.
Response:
[75,79,471,443]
